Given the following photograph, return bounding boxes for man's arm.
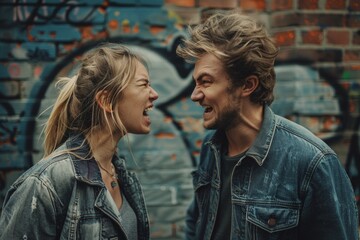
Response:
[300,154,359,240]
[185,198,199,240]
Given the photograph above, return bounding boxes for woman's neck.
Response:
[86,129,120,168]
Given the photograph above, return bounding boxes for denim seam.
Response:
[276,124,333,155]
[299,152,324,199]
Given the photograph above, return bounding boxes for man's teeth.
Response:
[204,107,212,113]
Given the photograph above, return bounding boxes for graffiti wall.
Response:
[1,0,359,238]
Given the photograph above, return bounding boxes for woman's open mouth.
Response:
[143,107,153,116]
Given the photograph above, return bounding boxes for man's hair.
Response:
[177,10,279,105]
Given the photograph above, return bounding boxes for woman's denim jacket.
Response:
[0,134,149,240]
[185,106,359,240]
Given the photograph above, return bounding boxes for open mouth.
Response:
[143,107,153,116]
[204,106,213,113]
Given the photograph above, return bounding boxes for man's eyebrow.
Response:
[193,72,210,82]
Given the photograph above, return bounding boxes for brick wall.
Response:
[0,0,359,239]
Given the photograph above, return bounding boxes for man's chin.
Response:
[203,121,217,130]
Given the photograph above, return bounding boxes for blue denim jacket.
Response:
[0,134,149,240]
[185,106,358,240]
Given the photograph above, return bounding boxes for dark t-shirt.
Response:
[210,152,246,240]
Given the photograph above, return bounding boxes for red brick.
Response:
[199,0,237,8]
[300,13,346,27]
[165,0,196,7]
[302,29,323,44]
[349,0,360,11]
[326,29,350,45]
[271,0,293,11]
[271,13,299,28]
[276,48,342,63]
[325,0,346,10]
[239,0,266,11]
[344,50,360,62]
[273,30,296,46]
[353,31,360,45]
[298,0,318,9]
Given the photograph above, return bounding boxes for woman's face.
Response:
[117,61,159,134]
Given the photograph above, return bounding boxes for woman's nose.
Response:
[150,87,159,101]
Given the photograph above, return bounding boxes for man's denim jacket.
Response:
[0,134,149,240]
[185,106,358,240]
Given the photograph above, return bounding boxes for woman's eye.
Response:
[139,83,149,87]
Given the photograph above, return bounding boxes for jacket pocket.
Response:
[77,216,119,240]
[246,205,299,240]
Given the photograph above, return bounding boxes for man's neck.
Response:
[225,104,264,157]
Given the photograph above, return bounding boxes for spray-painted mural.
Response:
[1,0,359,238]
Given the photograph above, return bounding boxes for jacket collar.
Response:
[208,105,277,166]
[64,134,103,186]
[64,133,130,187]
[246,105,276,166]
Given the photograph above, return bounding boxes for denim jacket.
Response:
[185,106,358,240]
[0,134,149,240]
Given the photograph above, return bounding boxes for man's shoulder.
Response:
[274,114,335,155]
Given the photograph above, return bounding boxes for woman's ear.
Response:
[241,75,259,96]
[95,90,113,113]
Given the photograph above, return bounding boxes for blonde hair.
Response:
[43,43,145,157]
[176,10,279,105]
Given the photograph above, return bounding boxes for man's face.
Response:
[191,54,242,130]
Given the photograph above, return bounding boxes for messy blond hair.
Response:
[43,43,145,157]
[177,10,279,105]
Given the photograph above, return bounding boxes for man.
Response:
[176,10,358,240]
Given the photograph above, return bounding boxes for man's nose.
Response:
[191,87,204,102]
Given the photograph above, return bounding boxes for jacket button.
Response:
[267,216,277,227]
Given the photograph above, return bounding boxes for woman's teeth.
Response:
[143,107,153,116]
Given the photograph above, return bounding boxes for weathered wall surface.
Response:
[1,0,359,238]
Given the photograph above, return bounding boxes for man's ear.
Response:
[241,75,259,96]
[95,90,113,113]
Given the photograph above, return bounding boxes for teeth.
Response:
[145,107,153,112]
[204,107,211,113]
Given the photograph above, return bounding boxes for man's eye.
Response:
[202,80,211,84]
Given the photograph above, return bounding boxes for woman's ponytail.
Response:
[43,75,78,157]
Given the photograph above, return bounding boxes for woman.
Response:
[0,43,159,239]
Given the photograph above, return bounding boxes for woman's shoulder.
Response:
[13,153,76,194]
